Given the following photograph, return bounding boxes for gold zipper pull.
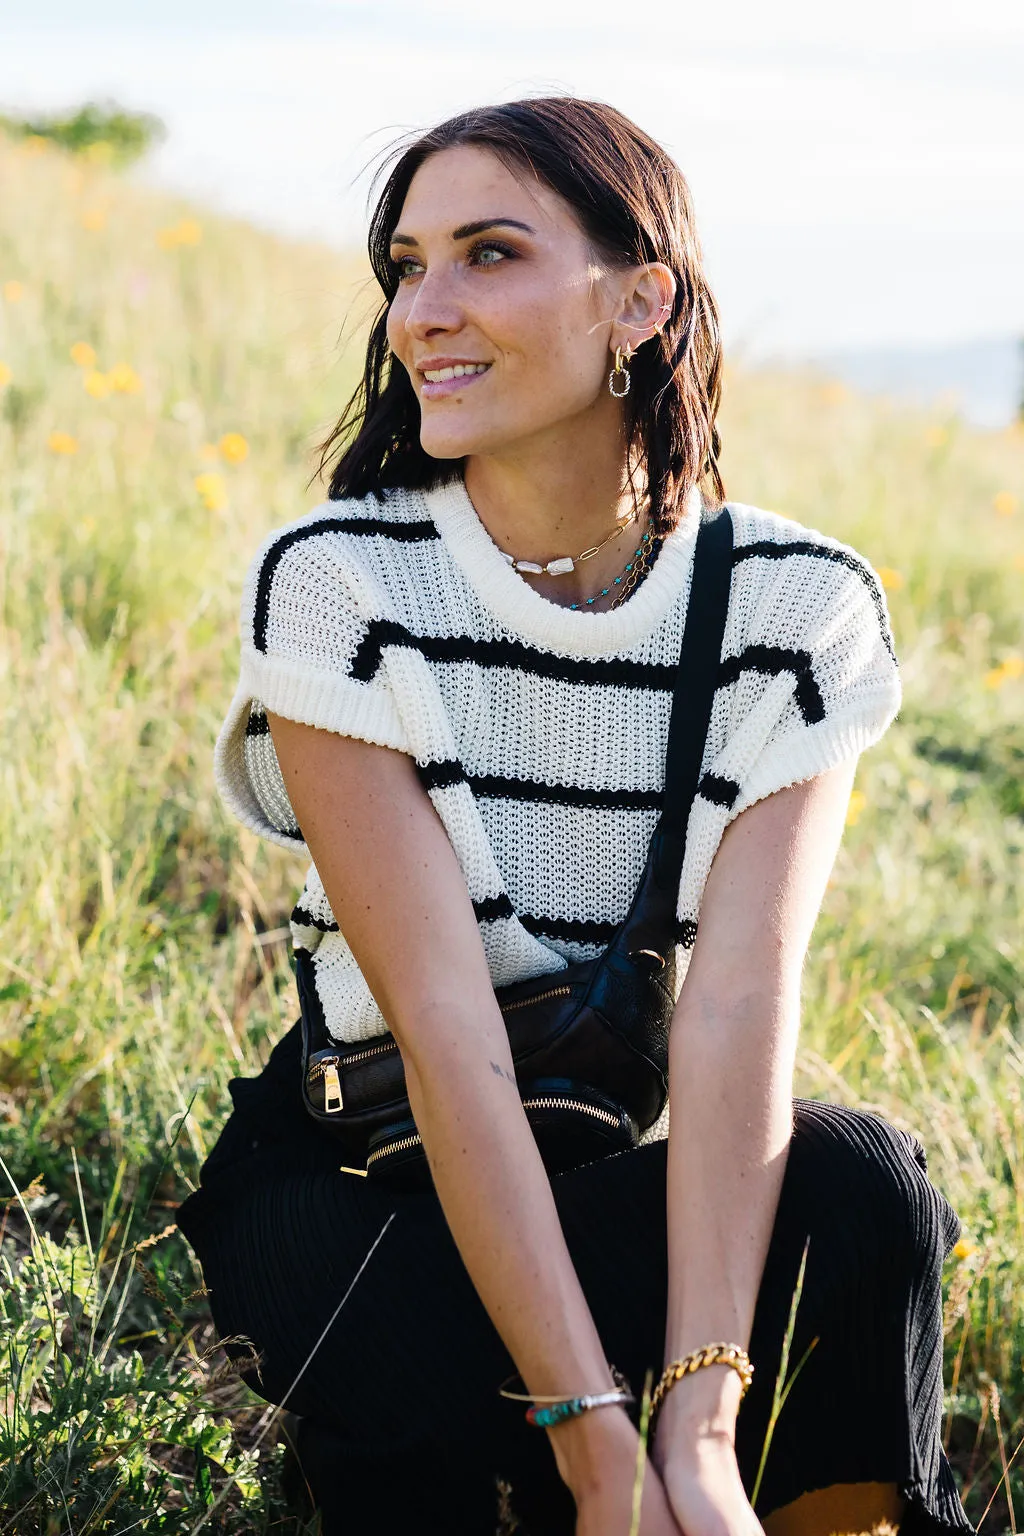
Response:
[321,1061,343,1113]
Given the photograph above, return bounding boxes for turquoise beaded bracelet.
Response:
[498,1366,635,1428]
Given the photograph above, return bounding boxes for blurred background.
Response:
[3,0,1023,422]
[1,4,1022,1533]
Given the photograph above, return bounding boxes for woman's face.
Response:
[385,143,630,462]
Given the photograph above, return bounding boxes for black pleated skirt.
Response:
[176,1021,974,1534]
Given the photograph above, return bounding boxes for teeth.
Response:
[423,364,489,382]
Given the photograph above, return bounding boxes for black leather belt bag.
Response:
[298,504,734,1188]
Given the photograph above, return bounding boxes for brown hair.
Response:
[316,97,725,531]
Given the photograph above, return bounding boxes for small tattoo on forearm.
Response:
[490,1060,517,1085]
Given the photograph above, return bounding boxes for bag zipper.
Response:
[308,1037,399,1114]
[365,1093,621,1169]
[498,984,572,1014]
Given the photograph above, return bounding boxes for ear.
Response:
[610,262,676,360]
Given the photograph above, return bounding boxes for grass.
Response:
[0,127,1022,1531]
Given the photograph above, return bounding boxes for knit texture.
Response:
[215,477,901,1049]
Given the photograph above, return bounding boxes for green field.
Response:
[1,132,1022,1532]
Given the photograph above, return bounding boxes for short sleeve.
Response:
[213,512,411,846]
[728,545,901,818]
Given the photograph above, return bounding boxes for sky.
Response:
[2,0,1023,377]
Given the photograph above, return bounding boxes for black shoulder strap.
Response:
[614,503,734,958]
[659,502,734,848]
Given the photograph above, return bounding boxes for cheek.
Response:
[385,300,409,363]
[496,283,602,386]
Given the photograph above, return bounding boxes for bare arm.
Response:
[266,715,676,1520]
[652,759,858,1525]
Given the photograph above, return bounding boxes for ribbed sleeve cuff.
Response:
[733,684,901,815]
[212,649,412,849]
[237,648,409,750]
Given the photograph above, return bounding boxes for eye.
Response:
[391,255,423,282]
[467,239,516,268]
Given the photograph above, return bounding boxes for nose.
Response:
[401,263,465,343]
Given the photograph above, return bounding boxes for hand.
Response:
[553,1408,684,1536]
[658,1433,764,1536]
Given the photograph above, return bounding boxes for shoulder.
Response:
[724,499,895,660]
[240,488,438,653]
[244,486,437,593]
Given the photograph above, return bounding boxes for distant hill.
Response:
[807,335,1022,431]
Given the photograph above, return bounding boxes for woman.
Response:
[176,98,972,1535]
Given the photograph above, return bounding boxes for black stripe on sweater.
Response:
[292,894,699,952]
[293,892,518,930]
[291,905,339,932]
[350,620,678,690]
[523,912,700,949]
[417,758,664,812]
[697,772,740,809]
[253,517,440,652]
[519,912,619,946]
[245,709,270,737]
[416,759,468,792]
[733,539,896,662]
[718,645,826,725]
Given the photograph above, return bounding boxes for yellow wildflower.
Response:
[0,362,11,388]
[845,788,867,827]
[925,426,946,448]
[83,370,110,399]
[195,472,227,512]
[819,381,847,406]
[875,566,905,592]
[70,341,97,369]
[79,516,97,538]
[48,431,80,455]
[107,362,142,394]
[158,217,203,250]
[21,134,50,156]
[3,280,25,304]
[1015,555,1024,573]
[219,431,250,464]
[80,208,107,233]
[984,656,1023,689]
[952,1239,976,1261]
[993,491,1017,518]
[83,141,114,166]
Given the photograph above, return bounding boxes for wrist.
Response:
[651,1364,741,1463]
[546,1403,637,1495]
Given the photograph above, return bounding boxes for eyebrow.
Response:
[389,217,535,248]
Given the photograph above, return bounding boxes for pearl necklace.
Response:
[498,509,637,578]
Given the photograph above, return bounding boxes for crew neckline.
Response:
[421,475,704,658]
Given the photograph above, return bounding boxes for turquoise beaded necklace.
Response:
[568,527,656,610]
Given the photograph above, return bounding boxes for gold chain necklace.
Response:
[569,526,657,611]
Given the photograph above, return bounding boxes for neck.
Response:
[463,417,646,609]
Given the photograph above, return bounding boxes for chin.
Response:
[417,415,506,460]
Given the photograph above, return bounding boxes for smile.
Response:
[417,361,492,400]
[422,362,490,382]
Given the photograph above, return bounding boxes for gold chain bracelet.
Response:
[649,1343,754,1429]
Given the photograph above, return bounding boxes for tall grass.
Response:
[1,130,1022,1530]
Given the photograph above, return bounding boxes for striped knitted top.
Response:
[215,475,901,1046]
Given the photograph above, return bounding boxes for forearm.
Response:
[658,982,797,1451]
[400,995,627,1491]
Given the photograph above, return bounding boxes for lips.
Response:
[417,360,492,400]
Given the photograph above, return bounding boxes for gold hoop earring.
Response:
[609,345,631,399]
